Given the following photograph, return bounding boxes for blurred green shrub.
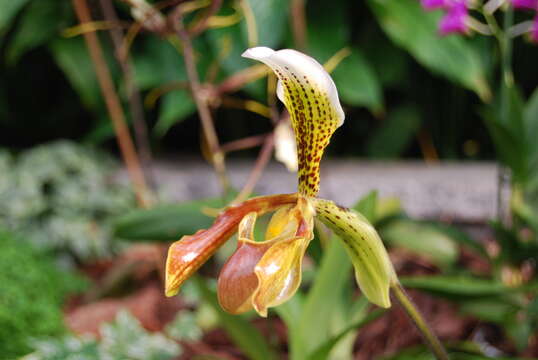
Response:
[0,229,86,359]
[0,141,135,260]
[25,310,181,360]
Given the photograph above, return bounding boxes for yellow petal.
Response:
[242,47,344,197]
[265,204,296,240]
[252,236,310,317]
[252,196,315,316]
[312,198,397,308]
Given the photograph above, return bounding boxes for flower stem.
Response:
[391,283,449,360]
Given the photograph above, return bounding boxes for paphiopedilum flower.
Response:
[165,47,397,316]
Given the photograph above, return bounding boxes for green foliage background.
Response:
[1,0,536,160]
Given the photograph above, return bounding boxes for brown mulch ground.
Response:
[63,243,537,359]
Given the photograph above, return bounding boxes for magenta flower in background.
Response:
[439,1,470,35]
[511,0,538,10]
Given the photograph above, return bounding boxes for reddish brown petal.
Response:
[165,193,298,297]
[217,240,272,314]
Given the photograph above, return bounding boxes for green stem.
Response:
[391,283,449,360]
[500,6,514,122]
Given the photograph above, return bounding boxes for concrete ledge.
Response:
[120,159,501,222]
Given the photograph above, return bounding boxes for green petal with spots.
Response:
[242,47,345,197]
[313,198,397,308]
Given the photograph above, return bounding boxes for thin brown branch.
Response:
[188,0,223,36]
[72,0,150,207]
[100,0,156,190]
[171,5,230,193]
[231,133,275,204]
[220,133,270,153]
[290,0,307,51]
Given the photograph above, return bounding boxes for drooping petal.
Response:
[312,198,397,308]
[165,193,298,297]
[242,47,345,196]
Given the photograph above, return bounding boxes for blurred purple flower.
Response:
[511,0,538,10]
[421,0,447,10]
[439,1,469,35]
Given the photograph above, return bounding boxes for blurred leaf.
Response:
[366,106,420,158]
[367,0,490,100]
[49,37,103,108]
[332,48,383,112]
[362,33,409,88]
[306,0,347,62]
[0,0,30,33]
[241,0,289,48]
[381,219,458,267]
[459,298,518,323]
[481,106,528,182]
[400,275,508,298]
[133,38,187,90]
[427,222,487,257]
[114,199,224,241]
[197,279,277,360]
[525,87,538,176]
[206,20,265,99]
[6,0,72,63]
[353,190,378,222]
[155,90,196,136]
[296,236,353,357]
[306,309,384,360]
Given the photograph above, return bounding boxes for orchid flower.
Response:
[165,47,397,317]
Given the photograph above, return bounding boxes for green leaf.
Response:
[525,87,538,176]
[6,0,72,63]
[132,38,187,90]
[155,90,196,136]
[459,299,519,323]
[0,0,30,33]
[241,0,289,48]
[306,0,347,62]
[197,279,277,360]
[113,199,224,241]
[366,106,420,158]
[306,309,385,360]
[295,237,353,358]
[481,107,528,182]
[332,48,383,112]
[49,37,103,108]
[400,275,508,298]
[367,0,490,100]
[353,190,378,223]
[206,21,265,99]
[381,219,458,267]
